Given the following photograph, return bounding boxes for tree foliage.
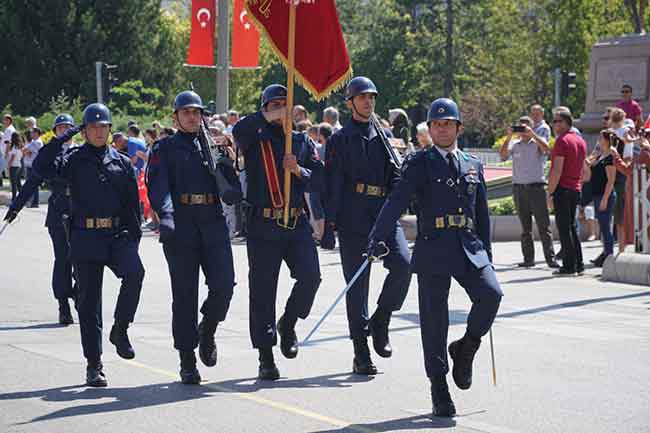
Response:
[1,0,648,146]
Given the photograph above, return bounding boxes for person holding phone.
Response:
[499,116,558,268]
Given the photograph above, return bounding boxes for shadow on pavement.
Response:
[1,382,215,425]
[209,371,374,392]
[303,310,468,346]
[498,290,650,319]
[500,275,559,284]
[306,414,455,432]
[0,322,68,331]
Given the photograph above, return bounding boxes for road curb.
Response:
[602,252,650,285]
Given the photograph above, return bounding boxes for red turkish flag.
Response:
[245,0,352,100]
[187,0,216,66]
[232,0,260,68]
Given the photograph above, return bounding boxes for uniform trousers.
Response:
[162,219,235,352]
[338,225,411,339]
[75,237,144,361]
[47,224,74,301]
[417,258,502,378]
[246,218,321,349]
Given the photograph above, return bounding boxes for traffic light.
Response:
[560,71,577,102]
[103,63,118,100]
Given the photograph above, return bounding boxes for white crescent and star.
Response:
[197,7,211,28]
[239,10,251,30]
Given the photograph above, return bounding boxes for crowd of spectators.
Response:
[500,84,650,275]
[4,82,649,272]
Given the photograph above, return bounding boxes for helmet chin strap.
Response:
[351,99,371,122]
[175,112,198,134]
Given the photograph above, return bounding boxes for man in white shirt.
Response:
[23,127,44,207]
[1,114,17,187]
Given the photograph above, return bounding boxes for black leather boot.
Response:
[448,333,481,390]
[369,309,392,358]
[58,299,73,326]
[179,351,201,385]
[352,337,378,375]
[198,317,218,367]
[258,348,280,380]
[277,314,298,359]
[430,375,456,417]
[86,359,108,387]
[109,320,135,359]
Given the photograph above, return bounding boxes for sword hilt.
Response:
[363,241,389,261]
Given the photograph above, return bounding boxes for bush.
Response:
[489,196,516,216]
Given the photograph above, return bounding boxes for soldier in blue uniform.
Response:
[232,84,323,380]
[32,103,145,387]
[324,76,412,374]
[146,90,238,385]
[368,98,503,417]
[4,114,78,325]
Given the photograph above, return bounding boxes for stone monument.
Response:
[576,34,650,146]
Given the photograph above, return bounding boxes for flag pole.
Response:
[282,2,297,226]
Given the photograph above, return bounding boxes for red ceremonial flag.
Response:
[232,0,261,68]
[186,0,216,67]
[244,0,352,100]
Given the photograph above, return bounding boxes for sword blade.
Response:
[300,258,371,346]
[489,328,497,386]
[0,221,9,238]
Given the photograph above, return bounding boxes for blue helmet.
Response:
[345,76,378,100]
[52,113,75,132]
[82,103,112,127]
[260,84,287,108]
[174,90,204,112]
[426,98,461,124]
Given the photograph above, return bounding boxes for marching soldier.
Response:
[324,76,412,374]
[232,84,323,380]
[368,98,503,417]
[147,90,238,385]
[4,114,78,325]
[32,103,145,387]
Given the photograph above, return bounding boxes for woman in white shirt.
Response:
[6,132,24,202]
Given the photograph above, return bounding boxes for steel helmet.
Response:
[426,98,461,124]
[345,76,378,100]
[173,90,204,112]
[52,113,75,132]
[260,84,288,108]
[82,103,112,127]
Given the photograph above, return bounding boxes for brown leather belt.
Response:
[179,193,217,205]
[354,183,386,197]
[75,216,120,229]
[434,215,474,230]
[262,207,304,219]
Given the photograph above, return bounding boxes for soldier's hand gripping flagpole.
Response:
[300,241,390,346]
[281,3,297,227]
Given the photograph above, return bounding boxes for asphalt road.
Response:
[1,206,649,433]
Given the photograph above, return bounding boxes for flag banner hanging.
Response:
[187,0,216,67]
[244,0,352,100]
[232,0,261,68]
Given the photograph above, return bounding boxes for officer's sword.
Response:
[489,328,497,386]
[0,221,10,238]
[300,242,389,346]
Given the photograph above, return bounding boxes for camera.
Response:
[512,125,526,133]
